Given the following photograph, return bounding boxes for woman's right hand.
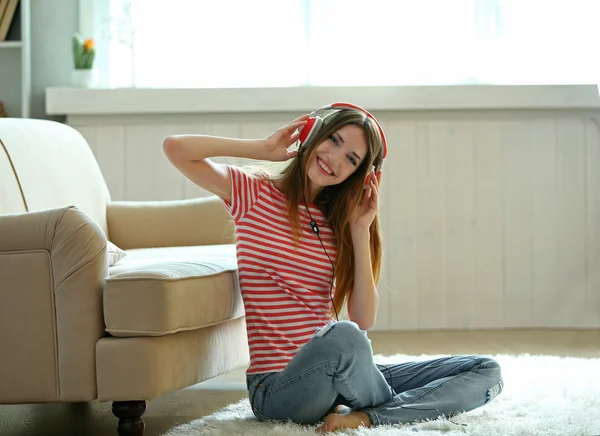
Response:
[263,114,310,161]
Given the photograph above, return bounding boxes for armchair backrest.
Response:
[0,118,111,235]
[0,133,26,215]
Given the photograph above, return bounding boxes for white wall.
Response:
[30,0,79,120]
[65,106,600,332]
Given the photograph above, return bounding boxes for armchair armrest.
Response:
[106,195,234,249]
[0,206,108,402]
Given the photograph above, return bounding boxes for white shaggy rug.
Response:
[166,354,600,436]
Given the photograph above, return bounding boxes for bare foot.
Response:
[315,411,372,433]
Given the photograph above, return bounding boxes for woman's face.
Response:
[306,124,369,194]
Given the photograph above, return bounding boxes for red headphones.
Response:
[297,102,388,160]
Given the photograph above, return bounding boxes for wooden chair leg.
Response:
[112,400,146,436]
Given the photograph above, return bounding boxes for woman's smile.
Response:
[316,157,335,176]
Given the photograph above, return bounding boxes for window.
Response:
[105,0,600,88]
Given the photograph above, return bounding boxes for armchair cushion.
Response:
[103,244,243,337]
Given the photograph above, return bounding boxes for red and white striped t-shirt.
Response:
[222,165,337,375]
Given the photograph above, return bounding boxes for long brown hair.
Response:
[253,109,384,317]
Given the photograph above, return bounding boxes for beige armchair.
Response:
[0,118,249,435]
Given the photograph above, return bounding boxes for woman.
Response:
[163,103,503,433]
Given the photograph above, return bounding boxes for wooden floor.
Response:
[1,329,599,436]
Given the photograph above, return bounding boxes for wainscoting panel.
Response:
[69,110,600,331]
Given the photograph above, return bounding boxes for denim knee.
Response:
[330,320,367,339]
[318,320,372,357]
[477,357,503,402]
[478,357,502,378]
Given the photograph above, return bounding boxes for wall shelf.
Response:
[0,0,31,118]
[0,41,22,48]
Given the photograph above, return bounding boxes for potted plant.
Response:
[71,33,97,87]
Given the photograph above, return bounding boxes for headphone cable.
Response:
[299,153,338,322]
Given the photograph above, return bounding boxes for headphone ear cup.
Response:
[298,116,323,148]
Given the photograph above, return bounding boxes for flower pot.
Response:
[71,69,98,87]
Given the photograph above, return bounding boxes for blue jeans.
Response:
[247,320,503,426]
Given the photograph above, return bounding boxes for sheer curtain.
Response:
[106,0,600,88]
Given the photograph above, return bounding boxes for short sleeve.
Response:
[222,165,264,221]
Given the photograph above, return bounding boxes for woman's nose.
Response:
[330,148,344,167]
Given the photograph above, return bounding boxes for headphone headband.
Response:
[311,102,387,159]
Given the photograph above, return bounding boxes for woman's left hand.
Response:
[349,168,382,231]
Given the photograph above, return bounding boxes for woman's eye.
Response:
[329,135,339,146]
[348,156,357,166]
